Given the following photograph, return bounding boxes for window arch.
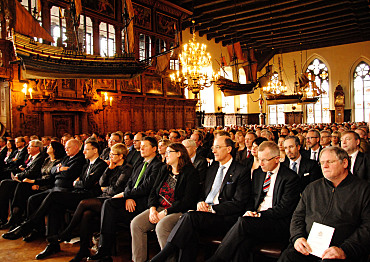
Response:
[305,58,330,123]
[354,62,370,122]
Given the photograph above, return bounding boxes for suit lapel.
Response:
[353,152,363,174]
[220,160,235,192]
[253,168,265,209]
[205,162,219,196]
[272,167,283,206]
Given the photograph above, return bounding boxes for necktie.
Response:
[87,163,93,175]
[205,165,226,204]
[247,150,251,158]
[291,162,297,173]
[312,151,317,161]
[26,157,33,167]
[134,162,148,188]
[263,172,272,193]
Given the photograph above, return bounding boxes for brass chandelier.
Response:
[170,21,219,98]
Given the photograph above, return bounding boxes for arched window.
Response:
[354,62,370,122]
[305,58,330,123]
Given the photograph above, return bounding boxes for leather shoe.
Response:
[35,243,60,259]
[87,251,111,261]
[0,221,12,230]
[69,249,90,262]
[2,225,27,240]
[23,229,43,242]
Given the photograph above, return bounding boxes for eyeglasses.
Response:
[321,136,331,138]
[211,145,228,151]
[320,160,339,165]
[109,139,118,143]
[109,153,120,156]
[306,137,319,140]
[259,155,279,163]
[165,150,177,155]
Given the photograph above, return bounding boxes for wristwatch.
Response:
[164,209,168,216]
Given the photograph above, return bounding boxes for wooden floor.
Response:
[0,228,136,262]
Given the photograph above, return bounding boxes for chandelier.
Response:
[262,71,288,95]
[170,21,219,98]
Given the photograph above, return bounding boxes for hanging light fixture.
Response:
[262,56,288,95]
[170,20,219,98]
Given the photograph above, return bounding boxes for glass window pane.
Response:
[354,62,370,122]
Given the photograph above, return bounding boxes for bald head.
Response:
[65,139,81,157]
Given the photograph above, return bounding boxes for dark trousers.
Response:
[278,244,353,262]
[58,197,106,253]
[27,190,90,236]
[0,179,18,221]
[210,216,290,262]
[98,197,141,254]
[167,211,236,262]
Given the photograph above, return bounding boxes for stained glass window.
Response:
[305,59,330,123]
[139,34,152,63]
[100,22,115,57]
[354,62,370,122]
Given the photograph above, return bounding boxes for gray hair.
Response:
[258,141,279,157]
[30,140,43,153]
[320,146,349,168]
[182,139,196,147]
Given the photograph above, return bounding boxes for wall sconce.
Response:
[218,101,229,111]
[94,92,113,114]
[17,83,29,111]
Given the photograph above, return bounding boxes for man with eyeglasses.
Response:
[126,132,142,166]
[100,132,122,161]
[283,136,322,193]
[88,136,163,261]
[3,137,29,177]
[320,130,332,148]
[150,135,251,261]
[302,129,322,162]
[278,146,370,262]
[205,141,300,262]
[341,130,370,182]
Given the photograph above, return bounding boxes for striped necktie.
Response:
[263,171,272,193]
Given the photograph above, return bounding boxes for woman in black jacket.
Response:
[48,143,133,262]
[130,143,199,262]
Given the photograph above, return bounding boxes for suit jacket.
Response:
[73,157,108,197]
[7,146,28,171]
[352,151,370,182]
[251,164,300,225]
[100,147,110,161]
[51,151,86,189]
[148,164,199,215]
[301,146,322,162]
[282,155,322,193]
[123,156,163,213]
[193,153,208,185]
[16,152,47,181]
[201,159,251,222]
[126,149,142,167]
[99,162,133,197]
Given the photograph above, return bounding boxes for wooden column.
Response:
[43,112,52,136]
[92,18,100,55]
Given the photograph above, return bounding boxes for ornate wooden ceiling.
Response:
[171,0,370,54]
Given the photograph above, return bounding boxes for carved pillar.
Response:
[43,111,52,136]
[81,112,88,134]
[115,26,122,55]
[41,0,51,44]
[92,18,100,55]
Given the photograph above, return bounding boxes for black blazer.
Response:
[73,157,108,197]
[126,149,142,167]
[202,159,251,221]
[148,164,199,215]
[100,147,110,161]
[51,151,86,189]
[16,152,47,181]
[282,156,322,193]
[352,151,370,182]
[301,146,322,162]
[6,146,28,170]
[193,153,208,185]
[99,162,133,197]
[0,147,7,167]
[251,164,300,225]
[123,157,163,212]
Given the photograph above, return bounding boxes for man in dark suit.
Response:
[100,132,122,161]
[3,139,108,259]
[341,130,370,182]
[0,140,46,227]
[150,135,251,262]
[88,136,163,262]
[191,132,209,159]
[126,132,143,166]
[182,139,208,184]
[0,137,7,171]
[205,141,301,262]
[301,129,322,162]
[1,137,29,179]
[282,136,322,193]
